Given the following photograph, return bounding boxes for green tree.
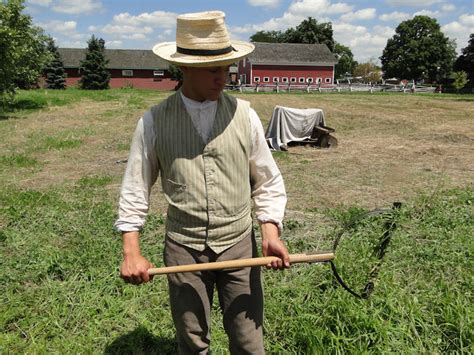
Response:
[168,64,183,90]
[44,38,67,89]
[0,0,50,103]
[79,35,110,90]
[283,17,334,51]
[352,60,382,83]
[334,43,357,79]
[452,71,469,92]
[250,30,284,43]
[454,34,473,87]
[380,16,456,82]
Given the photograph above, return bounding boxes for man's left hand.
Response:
[261,222,290,270]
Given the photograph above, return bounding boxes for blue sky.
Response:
[26,0,473,63]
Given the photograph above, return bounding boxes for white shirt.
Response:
[115,92,287,232]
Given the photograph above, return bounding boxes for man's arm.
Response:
[115,114,159,284]
[248,107,290,269]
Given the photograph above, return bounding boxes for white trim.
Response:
[281,77,288,83]
[122,69,133,77]
[290,77,297,83]
[251,61,337,66]
[325,77,331,83]
[254,76,260,83]
[263,77,270,83]
[299,77,305,83]
[273,77,279,82]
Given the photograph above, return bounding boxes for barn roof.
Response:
[58,48,170,70]
[248,42,338,65]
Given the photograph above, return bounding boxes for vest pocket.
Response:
[165,178,187,205]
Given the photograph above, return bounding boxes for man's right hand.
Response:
[121,254,154,285]
[120,231,154,285]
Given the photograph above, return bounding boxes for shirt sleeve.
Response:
[114,111,159,232]
[249,107,287,231]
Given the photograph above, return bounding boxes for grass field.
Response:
[0,89,473,353]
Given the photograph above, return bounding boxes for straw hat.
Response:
[153,11,255,67]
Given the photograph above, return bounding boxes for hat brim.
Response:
[153,41,255,67]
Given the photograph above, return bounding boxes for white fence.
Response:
[226,83,438,94]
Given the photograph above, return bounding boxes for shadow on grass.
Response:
[0,98,48,120]
[104,326,176,355]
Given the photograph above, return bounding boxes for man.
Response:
[115,10,289,354]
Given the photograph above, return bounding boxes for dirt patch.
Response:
[1,92,473,220]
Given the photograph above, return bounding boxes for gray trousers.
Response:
[164,232,264,355]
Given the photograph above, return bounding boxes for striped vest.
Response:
[151,91,252,253]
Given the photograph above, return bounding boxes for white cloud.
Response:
[379,11,410,22]
[340,8,376,22]
[101,24,154,35]
[459,14,474,26]
[247,0,281,7]
[52,0,103,15]
[333,22,395,62]
[28,0,52,6]
[385,0,441,5]
[105,40,123,49]
[288,0,353,16]
[441,4,456,12]
[112,11,177,29]
[442,14,474,52]
[39,20,77,33]
[232,0,353,35]
[413,10,440,17]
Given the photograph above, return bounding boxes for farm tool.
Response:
[148,203,401,299]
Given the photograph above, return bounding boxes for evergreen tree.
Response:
[454,34,473,87]
[44,38,66,89]
[79,35,110,90]
[380,16,456,82]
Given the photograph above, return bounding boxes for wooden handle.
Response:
[148,253,334,276]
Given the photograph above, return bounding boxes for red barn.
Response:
[238,42,338,86]
[57,48,177,90]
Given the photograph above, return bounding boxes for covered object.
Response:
[265,106,334,150]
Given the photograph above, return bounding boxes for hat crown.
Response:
[176,11,231,51]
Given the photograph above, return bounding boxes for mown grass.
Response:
[0,181,472,353]
[0,88,472,353]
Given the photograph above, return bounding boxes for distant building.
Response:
[238,42,338,86]
[57,48,177,90]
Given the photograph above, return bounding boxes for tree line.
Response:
[1,0,473,106]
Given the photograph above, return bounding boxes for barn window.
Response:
[154,70,164,77]
[273,77,279,83]
[290,77,297,83]
[254,77,260,83]
[325,78,332,83]
[282,77,288,83]
[263,77,270,83]
[316,78,322,83]
[306,78,314,83]
[122,70,133,77]
[299,77,305,83]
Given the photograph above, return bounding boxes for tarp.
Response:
[265,106,325,150]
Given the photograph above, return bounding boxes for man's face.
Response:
[181,65,230,102]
